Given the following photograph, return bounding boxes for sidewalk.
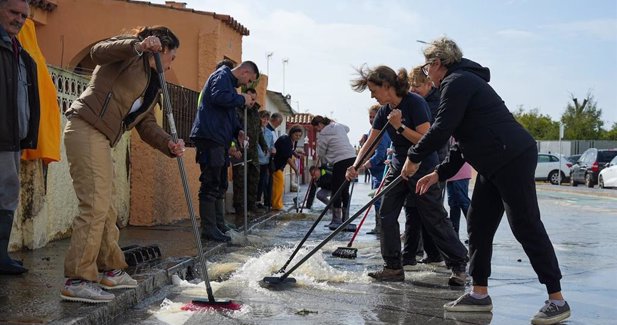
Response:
[0,209,284,325]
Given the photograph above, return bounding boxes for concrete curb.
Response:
[48,211,284,325]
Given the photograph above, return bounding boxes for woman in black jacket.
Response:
[403,37,570,325]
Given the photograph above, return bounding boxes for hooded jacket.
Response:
[407,58,535,179]
[316,122,356,165]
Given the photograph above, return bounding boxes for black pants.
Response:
[468,145,562,293]
[380,166,468,270]
[195,140,228,202]
[403,185,442,261]
[331,158,355,209]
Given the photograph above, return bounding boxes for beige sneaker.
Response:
[99,270,138,290]
[60,279,115,303]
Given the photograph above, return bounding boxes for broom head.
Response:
[332,246,357,259]
[182,298,242,311]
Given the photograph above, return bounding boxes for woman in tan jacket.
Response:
[61,26,185,304]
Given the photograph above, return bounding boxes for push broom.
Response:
[262,175,404,286]
[267,124,390,284]
[154,53,240,310]
[332,168,389,258]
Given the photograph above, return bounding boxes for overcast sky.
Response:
[148,0,617,144]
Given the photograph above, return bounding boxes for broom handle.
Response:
[299,179,313,213]
[346,167,390,247]
[280,175,404,281]
[154,54,215,302]
[346,143,393,246]
[276,123,390,273]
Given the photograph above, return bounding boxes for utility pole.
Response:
[282,58,289,95]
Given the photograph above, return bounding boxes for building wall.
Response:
[10,0,255,251]
[32,0,244,91]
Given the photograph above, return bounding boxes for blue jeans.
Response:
[371,168,385,213]
[447,179,470,237]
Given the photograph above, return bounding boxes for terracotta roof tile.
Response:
[121,0,250,36]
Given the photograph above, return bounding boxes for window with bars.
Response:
[162,83,199,147]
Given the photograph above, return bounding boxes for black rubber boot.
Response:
[341,207,357,232]
[200,201,230,242]
[0,210,28,275]
[328,208,343,230]
[215,199,234,233]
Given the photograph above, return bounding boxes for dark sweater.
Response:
[273,135,294,171]
[407,58,535,179]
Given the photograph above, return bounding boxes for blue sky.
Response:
[149,0,617,143]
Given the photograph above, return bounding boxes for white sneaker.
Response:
[99,269,138,290]
[60,279,115,303]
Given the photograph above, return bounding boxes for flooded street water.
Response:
[114,182,617,325]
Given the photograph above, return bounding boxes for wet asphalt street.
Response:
[111,181,617,325]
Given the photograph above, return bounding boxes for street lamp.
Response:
[266,52,273,77]
[282,58,289,94]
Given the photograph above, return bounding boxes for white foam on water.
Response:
[227,229,273,248]
[152,298,193,325]
[231,246,372,291]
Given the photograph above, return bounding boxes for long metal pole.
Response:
[154,54,215,302]
[243,105,248,235]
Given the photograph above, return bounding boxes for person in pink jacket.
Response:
[447,154,472,240]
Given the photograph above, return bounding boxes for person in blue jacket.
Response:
[362,104,391,235]
[404,37,569,325]
[190,61,259,242]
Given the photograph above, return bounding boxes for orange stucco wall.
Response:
[28,0,271,226]
[32,0,244,92]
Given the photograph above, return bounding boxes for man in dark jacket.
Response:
[0,0,39,275]
[0,0,40,274]
[190,61,259,242]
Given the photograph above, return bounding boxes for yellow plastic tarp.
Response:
[17,18,61,164]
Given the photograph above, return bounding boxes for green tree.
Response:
[513,106,559,140]
[601,122,617,140]
[560,93,604,140]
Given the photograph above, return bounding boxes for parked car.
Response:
[599,155,617,188]
[535,153,571,185]
[570,148,617,187]
[566,154,581,164]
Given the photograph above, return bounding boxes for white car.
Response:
[535,153,572,185]
[598,156,617,188]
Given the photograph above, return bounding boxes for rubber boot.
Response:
[341,207,357,232]
[200,201,230,242]
[215,199,234,233]
[328,208,343,230]
[0,210,28,275]
[367,212,381,235]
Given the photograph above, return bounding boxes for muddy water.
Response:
[121,210,462,325]
[116,184,617,325]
